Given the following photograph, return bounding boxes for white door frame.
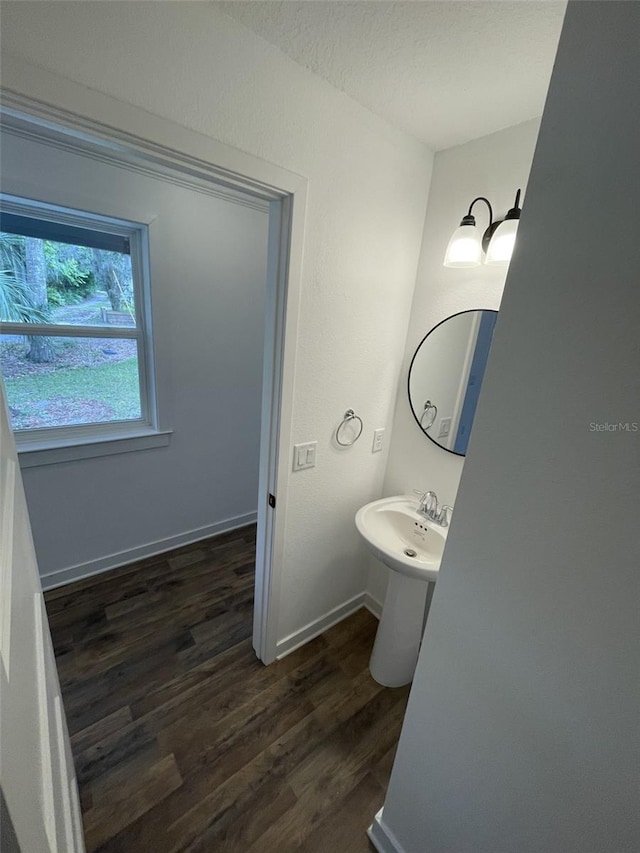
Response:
[0,55,307,664]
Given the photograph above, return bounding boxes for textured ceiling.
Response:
[217,1,566,151]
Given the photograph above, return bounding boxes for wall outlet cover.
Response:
[438,417,452,438]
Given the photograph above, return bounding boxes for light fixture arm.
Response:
[466,196,493,224]
[459,197,500,253]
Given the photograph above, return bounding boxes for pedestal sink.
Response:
[355,495,447,687]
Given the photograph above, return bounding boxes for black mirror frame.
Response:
[407,308,498,458]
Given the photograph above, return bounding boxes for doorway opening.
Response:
[0,89,307,665]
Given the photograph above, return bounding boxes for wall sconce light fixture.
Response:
[443,189,522,268]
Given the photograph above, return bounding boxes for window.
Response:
[0,197,163,461]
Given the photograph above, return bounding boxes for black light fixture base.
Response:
[504,188,522,221]
[481,220,502,253]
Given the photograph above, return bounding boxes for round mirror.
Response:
[408,309,498,456]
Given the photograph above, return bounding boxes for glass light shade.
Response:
[485,219,519,265]
[443,224,483,267]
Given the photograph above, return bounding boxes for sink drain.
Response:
[404,548,417,558]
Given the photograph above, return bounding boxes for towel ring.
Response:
[420,400,437,431]
[336,409,363,447]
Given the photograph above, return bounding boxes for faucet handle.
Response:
[439,505,454,527]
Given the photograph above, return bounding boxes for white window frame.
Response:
[0,195,170,466]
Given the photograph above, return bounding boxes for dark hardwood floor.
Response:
[44,525,408,852]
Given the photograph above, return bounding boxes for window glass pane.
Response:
[0,335,142,430]
[0,232,136,328]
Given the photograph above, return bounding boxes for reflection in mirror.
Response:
[408,310,498,456]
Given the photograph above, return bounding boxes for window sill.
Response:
[17,428,173,468]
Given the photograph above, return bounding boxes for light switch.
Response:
[372,428,385,453]
[293,441,317,471]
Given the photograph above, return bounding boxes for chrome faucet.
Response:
[415,490,438,520]
[414,490,453,528]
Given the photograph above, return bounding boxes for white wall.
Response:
[1,126,269,584]
[385,118,542,500]
[368,119,541,605]
[0,2,432,642]
[377,2,640,851]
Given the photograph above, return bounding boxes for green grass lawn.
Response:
[5,358,141,429]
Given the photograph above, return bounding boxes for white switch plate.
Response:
[293,441,317,471]
[438,417,452,438]
[372,428,385,453]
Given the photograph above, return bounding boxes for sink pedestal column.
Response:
[369,572,430,687]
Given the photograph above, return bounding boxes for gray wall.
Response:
[380,3,640,851]
[1,128,269,582]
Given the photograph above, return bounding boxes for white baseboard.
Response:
[363,591,383,619]
[40,512,257,591]
[275,590,382,660]
[368,808,407,853]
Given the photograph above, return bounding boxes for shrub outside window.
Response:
[0,198,156,449]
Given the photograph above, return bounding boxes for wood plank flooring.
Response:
[44,525,408,852]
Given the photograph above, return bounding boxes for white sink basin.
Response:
[355,495,446,582]
[355,494,450,687]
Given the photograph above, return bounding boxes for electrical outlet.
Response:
[293,441,317,471]
[372,428,385,453]
[438,417,452,438]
